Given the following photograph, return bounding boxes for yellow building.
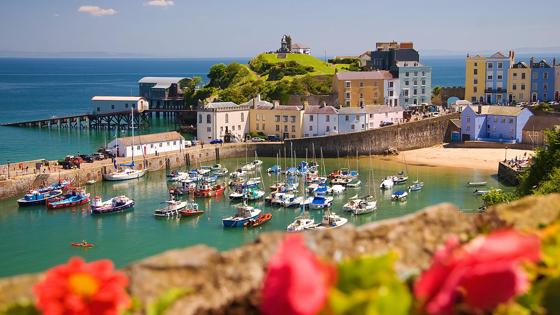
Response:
[245,96,304,139]
[465,55,487,103]
[507,61,531,103]
[333,71,392,107]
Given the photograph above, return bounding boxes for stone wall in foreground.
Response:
[1,194,559,314]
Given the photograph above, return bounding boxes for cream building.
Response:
[196,102,250,142]
[246,95,304,139]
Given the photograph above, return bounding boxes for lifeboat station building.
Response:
[91,96,149,115]
[107,131,186,157]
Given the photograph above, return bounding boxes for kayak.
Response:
[71,242,94,248]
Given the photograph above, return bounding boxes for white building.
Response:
[197,102,250,142]
[107,131,185,157]
[384,78,401,107]
[291,43,311,55]
[91,96,149,115]
[337,107,367,133]
[365,105,404,129]
[303,105,339,137]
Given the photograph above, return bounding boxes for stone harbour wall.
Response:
[1,194,559,314]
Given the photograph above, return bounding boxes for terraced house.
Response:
[507,61,531,104]
[246,96,304,139]
[333,71,392,107]
[460,105,533,143]
[530,58,555,103]
[397,61,432,108]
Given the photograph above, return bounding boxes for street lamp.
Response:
[7,160,10,179]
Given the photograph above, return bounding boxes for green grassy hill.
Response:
[256,53,350,76]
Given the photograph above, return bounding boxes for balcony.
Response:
[485,88,507,94]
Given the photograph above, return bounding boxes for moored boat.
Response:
[18,189,63,207]
[408,181,424,191]
[179,202,204,217]
[311,210,348,229]
[391,190,408,201]
[380,177,394,190]
[468,181,488,187]
[103,167,146,181]
[154,198,188,217]
[308,195,333,210]
[37,179,73,193]
[47,189,90,209]
[222,203,262,227]
[194,182,225,197]
[244,213,272,228]
[287,215,317,232]
[90,195,134,215]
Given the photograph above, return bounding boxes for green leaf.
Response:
[541,276,560,314]
[1,301,40,315]
[146,287,192,315]
[327,254,411,315]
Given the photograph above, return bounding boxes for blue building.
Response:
[461,105,533,143]
[530,58,555,102]
[396,61,432,108]
[484,52,513,105]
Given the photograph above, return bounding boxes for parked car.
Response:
[432,112,440,117]
[380,121,394,127]
[97,149,115,159]
[79,154,94,163]
[251,137,265,142]
[184,140,192,147]
[210,139,223,144]
[92,153,106,160]
[267,135,281,142]
[191,140,198,146]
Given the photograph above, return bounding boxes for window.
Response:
[494,117,498,123]
[206,114,211,123]
[206,127,211,132]
[355,115,359,120]
[345,115,349,121]
[290,116,295,123]
[225,113,229,123]
[136,145,140,150]
[238,125,241,130]
[345,81,351,88]
[501,118,506,123]
[466,117,470,123]
[326,115,330,122]
[414,89,418,95]
[473,87,477,93]
[166,142,170,146]
[292,125,295,132]
[174,141,177,145]
[220,126,223,132]
[232,125,235,131]
[359,82,364,87]
[544,84,548,91]
[351,124,355,130]
[521,84,525,90]
[159,143,163,147]
[256,124,259,131]
[497,62,503,69]
[326,126,330,132]
[150,144,154,148]
[389,82,394,88]
[284,125,288,132]
[474,69,478,75]
[405,80,409,86]
[522,73,526,79]
[283,115,288,122]
[533,83,537,90]
[241,113,244,122]
[310,115,314,121]
[97,107,100,112]
[533,73,538,80]
[404,90,409,97]
[513,84,517,90]
[413,80,418,86]
[405,72,410,77]
[389,91,394,97]
[369,114,373,118]
[497,75,503,80]
[421,88,426,94]
[345,100,350,106]
[422,79,426,85]
[487,63,493,69]
[509,118,513,124]
[345,92,351,99]
[487,75,493,80]
[111,104,115,110]
[275,115,280,122]
[309,125,313,131]
[359,93,363,99]
[276,125,280,131]
[544,73,548,79]
[474,62,478,67]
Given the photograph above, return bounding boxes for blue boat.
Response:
[18,189,63,207]
[391,190,408,201]
[267,165,282,174]
[308,195,333,210]
[297,161,309,174]
[37,179,72,193]
[90,195,135,215]
[222,204,262,227]
[47,189,91,209]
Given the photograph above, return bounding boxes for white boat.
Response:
[468,181,488,187]
[281,194,304,207]
[241,159,262,172]
[409,181,424,191]
[346,179,362,188]
[343,195,377,215]
[312,211,348,229]
[229,169,246,178]
[473,188,501,196]
[86,179,96,185]
[167,171,188,182]
[380,177,394,190]
[331,185,346,195]
[270,192,288,206]
[154,199,188,217]
[197,166,212,176]
[287,214,317,232]
[103,168,147,181]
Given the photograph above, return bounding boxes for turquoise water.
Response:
[0,156,505,277]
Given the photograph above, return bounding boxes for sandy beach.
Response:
[389,145,534,172]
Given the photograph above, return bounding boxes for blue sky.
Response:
[0,0,559,57]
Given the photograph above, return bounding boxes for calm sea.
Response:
[0,57,466,163]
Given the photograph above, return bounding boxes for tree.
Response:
[481,189,517,207]
[432,86,443,98]
[534,167,560,195]
[518,129,560,195]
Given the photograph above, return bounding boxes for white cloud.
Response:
[146,0,174,7]
[78,5,117,17]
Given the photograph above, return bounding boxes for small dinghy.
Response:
[179,202,204,217]
[391,190,408,201]
[71,241,94,248]
[244,213,272,228]
[468,181,488,187]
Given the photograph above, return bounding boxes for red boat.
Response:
[244,213,272,228]
[71,241,94,248]
[194,182,225,197]
[47,189,90,209]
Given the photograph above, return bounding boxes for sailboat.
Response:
[287,177,317,232]
[103,106,146,181]
[343,153,377,215]
[408,165,424,191]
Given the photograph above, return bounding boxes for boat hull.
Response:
[103,169,146,181]
[48,195,91,209]
[222,213,260,228]
[90,201,135,215]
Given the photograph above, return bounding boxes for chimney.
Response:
[530,57,535,68]
[321,101,326,108]
[303,100,309,111]
[477,105,482,114]
[554,58,557,67]
[256,94,261,102]
[273,100,279,108]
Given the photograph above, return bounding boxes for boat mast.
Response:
[131,105,135,163]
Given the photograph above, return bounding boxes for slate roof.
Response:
[470,105,526,117]
[489,52,507,59]
[335,71,393,81]
[138,77,186,89]
[523,115,560,131]
[117,131,184,147]
[364,105,404,114]
[204,102,239,109]
[304,105,338,115]
[291,43,309,49]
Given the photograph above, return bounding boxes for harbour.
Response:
[0,155,503,277]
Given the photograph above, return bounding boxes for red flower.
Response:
[34,257,130,315]
[261,234,336,315]
[414,230,540,315]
